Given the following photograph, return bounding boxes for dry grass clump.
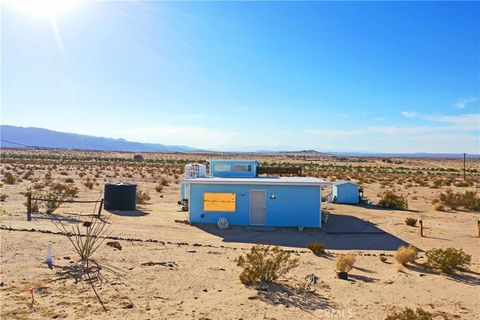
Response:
[425,248,471,274]
[235,245,299,285]
[405,217,417,227]
[307,242,326,255]
[136,189,151,204]
[334,254,357,273]
[385,307,434,320]
[378,191,408,209]
[394,245,417,266]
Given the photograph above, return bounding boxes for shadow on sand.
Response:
[193,213,410,251]
[251,283,336,312]
[105,209,150,217]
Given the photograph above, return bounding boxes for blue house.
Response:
[332,181,360,204]
[182,160,329,228]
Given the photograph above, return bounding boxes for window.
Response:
[233,164,252,172]
[213,164,232,172]
[203,192,236,212]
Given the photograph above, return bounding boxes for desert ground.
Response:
[1,149,479,319]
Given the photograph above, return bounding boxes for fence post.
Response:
[419,219,423,237]
[27,193,32,221]
[478,220,480,238]
[98,199,104,217]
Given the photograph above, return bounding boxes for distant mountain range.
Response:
[0,125,196,152]
[1,125,477,158]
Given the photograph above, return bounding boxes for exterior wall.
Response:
[209,160,257,178]
[189,183,321,227]
[332,184,359,204]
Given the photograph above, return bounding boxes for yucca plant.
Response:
[405,217,417,227]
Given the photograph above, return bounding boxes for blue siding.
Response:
[189,183,321,227]
[209,160,258,178]
[333,183,359,204]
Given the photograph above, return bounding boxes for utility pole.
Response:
[463,153,466,181]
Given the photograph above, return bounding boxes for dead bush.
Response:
[425,247,471,274]
[378,191,408,209]
[154,184,163,193]
[433,203,445,211]
[235,245,299,285]
[394,245,417,266]
[136,189,151,204]
[385,307,434,320]
[307,242,326,255]
[334,254,356,273]
[404,217,417,227]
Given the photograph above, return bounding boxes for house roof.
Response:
[332,180,359,187]
[185,176,331,186]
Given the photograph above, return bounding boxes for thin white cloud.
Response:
[454,97,478,109]
[401,111,418,118]
[304,129,363,137]
[236,107,249,112]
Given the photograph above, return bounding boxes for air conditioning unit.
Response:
[184,163,206,179]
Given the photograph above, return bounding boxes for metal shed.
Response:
[181,160,329,228]
[332,181,360,204]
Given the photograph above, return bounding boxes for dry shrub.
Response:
[160,177,170,186]
[136,189,151,204]
[235,245,299,285]
[334,254,356,273]
[44,183,79,214]
[433,203,445,212]
[404,217,417,227]
[434,189,480,211]
[385,307,434,320]
[394,245,417,266]
[84,180,94,190]
[378,191,408,209]
[0,193,8,202]
[425,248,471,274]
[154,184,163,193]
[379,256,388,263]
[2,172,16,184]
[307,242,326,255]
[24,183,79,214]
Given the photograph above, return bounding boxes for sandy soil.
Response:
[1,151,479,319]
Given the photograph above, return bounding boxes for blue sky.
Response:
[2,1,479,153]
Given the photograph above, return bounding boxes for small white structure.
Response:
[332,181,360,204]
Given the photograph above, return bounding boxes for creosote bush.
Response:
[405,217,417,227]
[136,189,151,204]
[235,245,299,285]
[334,254,357,273]
[425,248,471,274]
[307,242,326,255]
[378,191,408,209]
[385,307,434,320]
[394,245,417,266]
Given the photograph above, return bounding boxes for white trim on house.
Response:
[185,177,331,187]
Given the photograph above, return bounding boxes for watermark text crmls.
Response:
[314,308,354,319]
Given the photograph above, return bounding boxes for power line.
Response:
[0,139,44,149]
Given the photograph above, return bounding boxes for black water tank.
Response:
[104,183,136,210]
